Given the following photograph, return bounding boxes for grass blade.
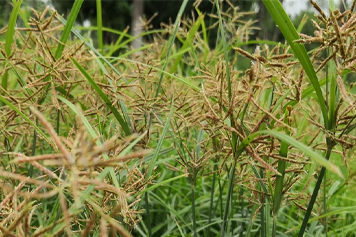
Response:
[195,8,209,63]
[240,131,342,178]
[272,107,291,237]
[96,0,103,53]
[298,148,332,237]
[144,96,174,237]
[146,96,174,179]
[3,0,22,97]
[216,0,239,233]
[154,0,189,97]
[215,0,231,100]
[262,0,329,130]
[55,13,129,84]
[5,0,22,58]
[134,174,186,198]
[71,57,131,136]
[328,57,337,132]
[169,14,204,74]
[54,0,84,60]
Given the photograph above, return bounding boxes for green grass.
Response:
[1,0,356,236]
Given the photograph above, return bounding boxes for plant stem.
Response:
[324,167,328,236]
[207,165,217,237]
[298,144,334,236]
[221,160,237,236]
[272,107,291,236]
[191,179,197,237]
[238,186,244,237]
[145,192,152,237]
[272,215,277,237]
[260,168,266,237]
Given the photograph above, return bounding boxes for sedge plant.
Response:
[2,0,356,236]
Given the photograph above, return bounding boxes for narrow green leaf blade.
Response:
[56,13,130,84]
[5,0,22,57]
[54,0,84,60]
[169,15,204,74]
[262,0,329,129]
[272,109,291,236]
[146,96,174,179]
[155,0,189,97]
[71,57,131,136]
[96,0,103,53]
[243,130,343,177]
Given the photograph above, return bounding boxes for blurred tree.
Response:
[51,0,257,46]
[0,1,15,28]
[131,0,144,49]
[256,0,283,42]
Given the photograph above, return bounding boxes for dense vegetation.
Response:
[1,0,356,236]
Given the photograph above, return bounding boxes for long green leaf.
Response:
[54,0,84,60]
[195,8,209,63]
[96,0,103,53]
[328,58,337,131]
[239,130,342,177]
[50,95,147,235]
[5,0,22,57]
[216,0,238,234]
[56,13,129,84]
[272,108,291,237]
[58,96,145,160]
[155,0,189,97]
[215,0,231,100]
[146,96,174,179]
[134,174,186,197]
[169,15,204,74]
[262,0,329,130]
[92,52,133,132]
[57,95,119,189]
[71,57,131,136]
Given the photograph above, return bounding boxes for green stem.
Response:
[191,178,197,237]
[238,186,244,237]
[207,165,217,237]
[324,168,328,236]
[298,144,334,236]
[145,192,152,237]
[221,160,237,236]
[272,216,277,237]
[218,177,224,218]
[1,70,8,101]
[29,119,37,180]
[96,0,103,53]
[56,109,60,135]
[272,107,291,236]
[260,168,266,237]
